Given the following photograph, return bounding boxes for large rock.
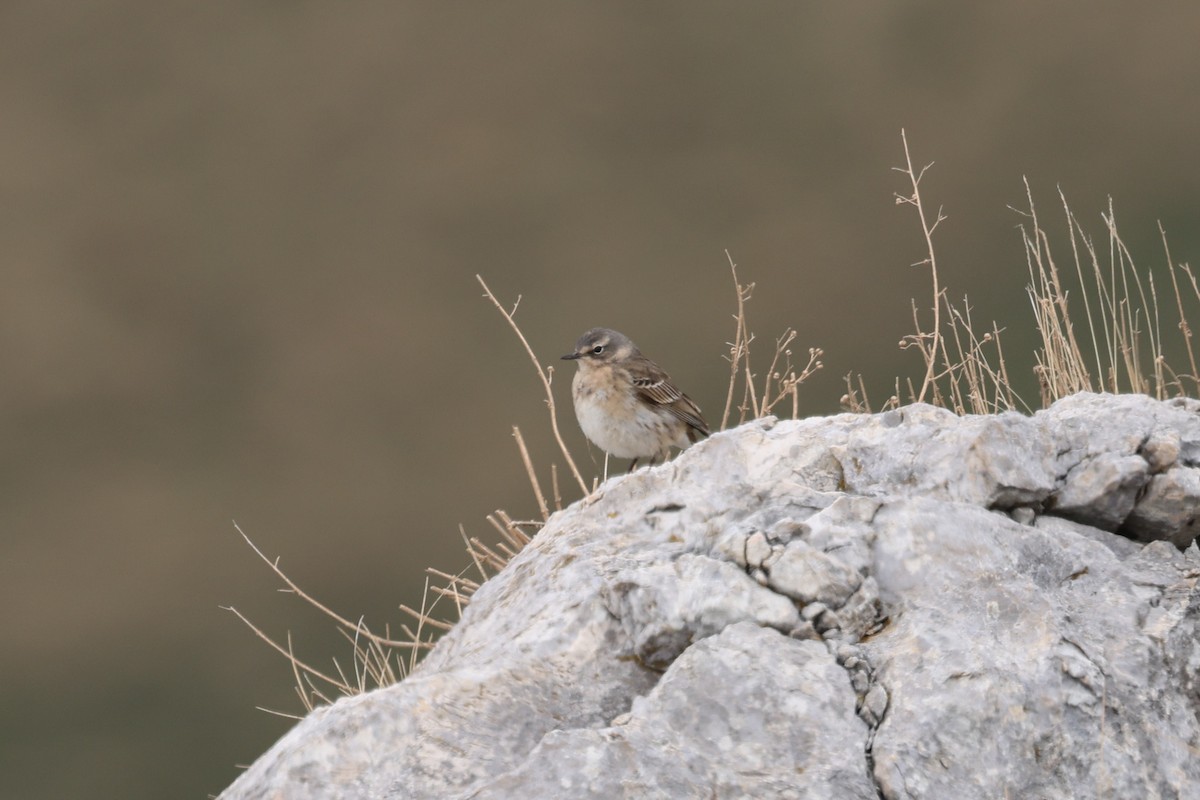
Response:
[219,393,1200,799]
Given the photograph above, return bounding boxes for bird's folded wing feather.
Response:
[629,360,710,436]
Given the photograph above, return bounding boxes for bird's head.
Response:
[561,327,638,366]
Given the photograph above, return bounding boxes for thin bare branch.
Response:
[222,605,353,694]
[896,129,943,404]
[512,426,550,521]
[721,251,753,429]
[476,274,588,493]
[398,604,454,632]
[233,523,415,649]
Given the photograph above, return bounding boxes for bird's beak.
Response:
[561,352,581,360]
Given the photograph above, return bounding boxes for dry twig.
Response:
[476,275,588,494]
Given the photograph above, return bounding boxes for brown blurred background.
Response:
[2,2,1198,797]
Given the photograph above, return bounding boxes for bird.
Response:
[561,327,709,470]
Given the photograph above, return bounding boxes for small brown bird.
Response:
[561,327,709,470]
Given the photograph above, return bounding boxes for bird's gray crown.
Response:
[562,327,639,362]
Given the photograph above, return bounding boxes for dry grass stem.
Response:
[231,523,424,650]
[878,132,1024,415]
[512,426,550,522]
[227,524,452,714]
[551,464,562,512]
[254,705,305,722]
[398,605,454,631]
[459,523,489,583]
[1016,181,1197,404]
[222,604,353,697]
[425,567,480,593]
[722,251,754,429]
[1164,229,1199,392]
[894,128,947,405]
[476,274,588,495]
[721,251,822,427]
[840,373,873,413]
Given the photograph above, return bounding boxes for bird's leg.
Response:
[627,457,640,473]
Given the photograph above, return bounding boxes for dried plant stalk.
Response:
[476,275,587,494]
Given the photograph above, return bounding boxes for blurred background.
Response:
[3,2,1198,797]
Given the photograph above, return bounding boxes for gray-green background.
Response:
[3,3,1198,797]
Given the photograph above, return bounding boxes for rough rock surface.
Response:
[220,393,1200,800]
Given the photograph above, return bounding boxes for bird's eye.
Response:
[591,345,605,355]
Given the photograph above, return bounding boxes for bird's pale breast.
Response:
[572,367,689,459]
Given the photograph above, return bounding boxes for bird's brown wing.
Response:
[628,357,711,439]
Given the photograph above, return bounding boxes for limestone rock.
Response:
[467,623,878,800]
[220,393,1200,800]
[1125,467,1200,547]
